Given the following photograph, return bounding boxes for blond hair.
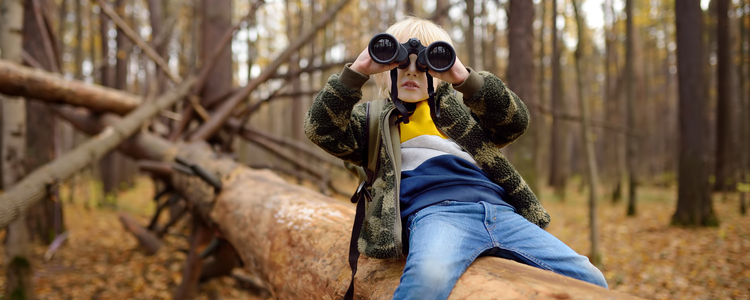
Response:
[373,17,454,99]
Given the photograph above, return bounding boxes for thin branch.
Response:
[96,0,181,84]
[188,95,211,121]
[242,134,324,179]
[220,85,284,151]
[237,125,341,166]
[269,58,355,79]
[528,103,640,137]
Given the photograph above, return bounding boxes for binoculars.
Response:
[368,33,456,72]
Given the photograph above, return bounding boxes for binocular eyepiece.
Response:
[368,33,456,73]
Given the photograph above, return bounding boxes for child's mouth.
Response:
[401,81,419,90]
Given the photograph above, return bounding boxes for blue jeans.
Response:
[392,201,608,300]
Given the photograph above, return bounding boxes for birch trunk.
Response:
[1,0,33,298]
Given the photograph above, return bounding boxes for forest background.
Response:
[0,0,748,299]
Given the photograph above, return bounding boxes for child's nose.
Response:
[406,54,419,74]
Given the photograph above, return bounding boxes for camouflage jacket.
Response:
[304,66,551,259]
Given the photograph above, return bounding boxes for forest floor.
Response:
[0,175,748,300]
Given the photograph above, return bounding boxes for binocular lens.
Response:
[425,43,455,72]
[369,35,399,64]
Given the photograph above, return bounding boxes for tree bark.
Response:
[740,0,749,215]
[465,0,476,68]
[714,0,736,191]
[1,0,34,298]
[548,0,569,199]
[572,0,601,267]
[200,0,233,104]
[146,0,167,94]
[506,0,539,195]
[23,0,65,245]
[625,0,638,216]
[603,0,624,202]
[0,77,195,229]
[535,0,549,193]
[672,0,718,227]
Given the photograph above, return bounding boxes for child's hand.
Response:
[350,47,399,76]
[428,56,470,86]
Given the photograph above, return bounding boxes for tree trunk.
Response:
[535,0,548,190]
[1,0,34,298]
[285,0,306,179]
[714,0,736,191]
[146,0,167,95]
[548,0,568,199]
[740,0,749,215]
[99,0,113,87]
[671,0,718,227]
[571,0,601,267]
[23,0,65,245]
[625,0,638,216]
[506,0,538,195]
[465,0,476,69]
[433,0,450,26]
[98,0,119,208]
[200,0,233,105]
[74,0,84,79]
[603,0,623,203]
[114,0,130,92]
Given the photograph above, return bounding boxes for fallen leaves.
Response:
[0,176,267,300]
[542,184,750,300]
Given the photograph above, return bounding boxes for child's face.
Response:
[395,54,429,103]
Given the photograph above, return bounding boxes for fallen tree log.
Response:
[54,106,641,299]
[174,143,640,300]
[0,59,141,114]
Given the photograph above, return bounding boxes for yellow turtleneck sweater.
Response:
[399,100,448,143]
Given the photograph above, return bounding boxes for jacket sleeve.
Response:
[450,69,530,148]
[303,65,370,167]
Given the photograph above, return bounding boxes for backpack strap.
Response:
[344,99,385,300]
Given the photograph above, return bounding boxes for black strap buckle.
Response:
[351,181,372,204]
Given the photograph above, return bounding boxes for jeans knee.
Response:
[585,265,609,289]
[394,258,459,300]
[418,261,452,287]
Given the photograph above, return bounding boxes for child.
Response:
[304,16,607,299]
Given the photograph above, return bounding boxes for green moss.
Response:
[9,256,31,269]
